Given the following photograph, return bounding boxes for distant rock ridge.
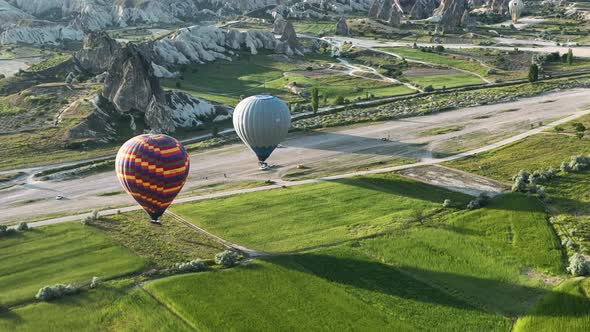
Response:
[410,0,441,19]
[434,0,467,32]
[369,0,404,26]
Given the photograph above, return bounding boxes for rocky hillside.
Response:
[0,0,377,45]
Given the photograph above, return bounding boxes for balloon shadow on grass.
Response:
[266,253,588,318]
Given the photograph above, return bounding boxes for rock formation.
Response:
[461,9,476,30]
[99,42,232,133]
[152,25,302,66]
[101,43,171,130]
[434,0,467,32]
[278,21,304,56]
[75,31,121,75]
[369,0,404,26]
[410,0,441,19]
[490,0,508,14]
[336,17,350,35]
[273,14,288,34]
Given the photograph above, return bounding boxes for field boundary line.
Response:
[138,285,198,332]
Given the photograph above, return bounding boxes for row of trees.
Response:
[529,49,574,82]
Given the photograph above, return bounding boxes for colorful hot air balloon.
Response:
[116,134,190,224]
[509,0,524,24]
[233,95,291,169]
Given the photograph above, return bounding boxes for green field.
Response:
[513,278,590,332]
[0,223,146,306]
[145,252,510,331]
[163,53,413,107]
[147,193,565,331]
[172,173,472,252]
[0,279,191,332]
[292,21,336,35]
[408,73,484,89]
[380,47,490,77]
[445,134,590,182]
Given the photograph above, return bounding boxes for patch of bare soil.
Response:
[522,268,564,286]
[397,165,509,197]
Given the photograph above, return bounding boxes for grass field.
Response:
[93,211,223,267]
[0,279,191,332]
[407,73,484,89]
[357,194,564,315]
[145,253,510,331]
[163,52,414,107]
[513,278,590,332]
[292,21,336,35]
[445,134,590,182]
[172,173,471,252]
[0,223,146,306]
[380,47,490,77]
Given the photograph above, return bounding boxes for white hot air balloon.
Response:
[509,0,525,24]
[233,95,291,170]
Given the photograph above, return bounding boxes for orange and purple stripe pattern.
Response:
[115,134,190,221]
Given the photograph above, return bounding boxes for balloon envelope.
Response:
[232,95,291,162]
[115,134,190,221]
[509,0,524,23]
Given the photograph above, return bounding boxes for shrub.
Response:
[215,250,240,267]
[81,210,101,226]
[467,200,480,210]
[16,222,29,231]
[528,64,539,82]
[424,85,435,92]
[175,259,207,273]
[334,96,345,105]
[566,253,589,276]
[561,161,572,173]
[35,284,77,301]
[467,193,490,210]
[89,277,101,289]
[0,224,15,236]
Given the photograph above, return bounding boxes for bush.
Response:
[566,253,589,276]
[16,222,29,231]
[175,259,207,273]
[424,85,435,92]
[0,224,15,236]
[89,277,101,289]
[81,210,100,226]
[35,284,77,301]
[466,193,490,210]
[215,250,240,267]
[334,96,345,105]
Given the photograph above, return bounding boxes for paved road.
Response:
[4,89,590,225]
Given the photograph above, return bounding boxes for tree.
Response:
[215,250,240,267]
[573,122,586,133]
[311,87,319,113]
[566,253,589,276]
[528,64,539,82]
[567,48,574,65]
[576,132,585,140]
